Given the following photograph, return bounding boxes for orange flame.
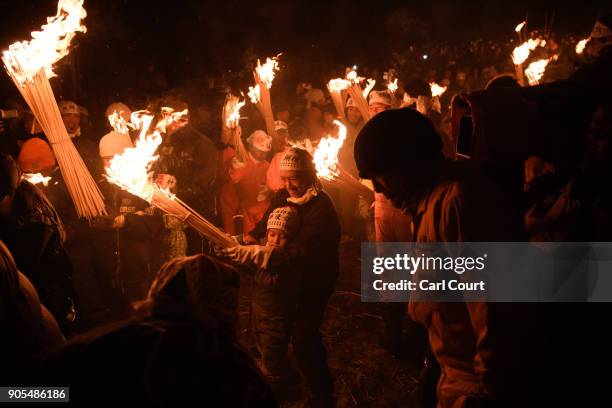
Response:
[254,55,281,88]
[512,38,546,66]
[155,107,189,133]
[345,68,365,84]
[224,97,245,129]
[248,84,261,104]
[575,38,589,55]
[313,120,347,180]
[2,0,87,84]
[108,111,135,134]
[515,21,526,33]
[22,173,52,186]
[387,78,398,93]
[362,78,376,99]
[105,111,163,202]
[525,58,551,86]
[429,82,447,97]
[328,78,351,92]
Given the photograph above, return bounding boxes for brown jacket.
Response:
[407,161,538,408]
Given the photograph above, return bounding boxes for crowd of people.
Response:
[1,11,611,407]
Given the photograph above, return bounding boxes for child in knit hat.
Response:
[247,206,303,400]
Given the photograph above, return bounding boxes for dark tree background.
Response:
[0,0,608,106]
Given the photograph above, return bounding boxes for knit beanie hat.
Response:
[279,147,315,173]
[266,206,300,236]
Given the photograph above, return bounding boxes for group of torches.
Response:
[2,0,593,249]
[512,20,589,86]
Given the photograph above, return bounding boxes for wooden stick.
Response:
[2,63,106,218]
[514,65,526,87]
[327,87,346,118]
[151,189,235,248]
[346,84,371,121]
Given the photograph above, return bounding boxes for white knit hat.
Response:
[368,90,392,106]
[246,130,272,152]
[267,206,300,236]
[99,131,134,158]
[58,100,80,115]
[279,147,314,172]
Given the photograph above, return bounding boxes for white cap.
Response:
[346,97,357,108]
[267,206,300,236]
[368,90,392,107]
[99,131,134,158]
[58,100,80,115]
[274,120,288,131]
[247,130,272,152]
[105,102,132,121]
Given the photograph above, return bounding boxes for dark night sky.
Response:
[0,0,609,103]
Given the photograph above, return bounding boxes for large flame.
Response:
[525,58,551,86]
[429,82,448,97]
[108,111,134,134]
[224,97,245,129]
[345,68,365,84]
[105,112,162,202]
[575,38,589,55]
[248,84,261,104]
[22,173,52,186]
[2,0,87,84]
[255,55,281,88]
[328,78,351,92]
[155,107,189,133]
[387,78,398,93]
[362,78,376,99]
[313,120,347,180]
[512,38,546,66]
[515,21,526,33]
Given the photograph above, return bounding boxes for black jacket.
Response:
[251,189,341,296]
[0,181,74,327]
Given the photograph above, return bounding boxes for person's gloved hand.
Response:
[231,156,246,169]
[112,215,126,229]
[221,244,274,270]
[213,234,241,257]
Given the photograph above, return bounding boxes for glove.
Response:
[221,244,274,270]
[213,234,241,257]
[112,215,126,229]
[231,156,246,169]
